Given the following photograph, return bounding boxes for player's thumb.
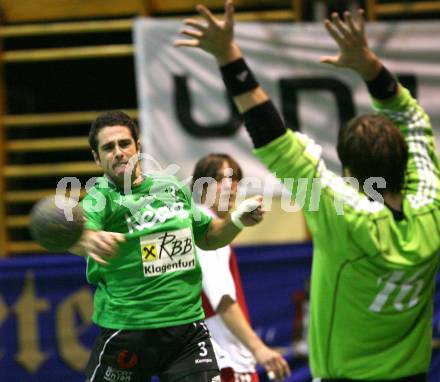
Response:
[114,233,126,242]
[320,56,339,66]
[251,194,264,210]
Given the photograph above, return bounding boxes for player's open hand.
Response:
[320,9,381,80]
[80,230,125,265]
[174,0,241,64]
[254,345,291,381]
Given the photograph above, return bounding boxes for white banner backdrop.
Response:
[134,19,440,192]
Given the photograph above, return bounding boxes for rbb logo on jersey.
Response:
[140,228,196,277]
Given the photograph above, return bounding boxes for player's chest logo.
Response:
[125,201,189,233]
[140,228,195,277]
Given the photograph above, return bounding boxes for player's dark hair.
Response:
[192,153,243,191]
[89,110,140,154]
[337,113,408,194]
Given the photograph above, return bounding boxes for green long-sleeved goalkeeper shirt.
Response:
[255,87,440,379]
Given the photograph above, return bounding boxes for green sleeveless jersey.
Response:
[81,174,212,329]
[255,87,440,379]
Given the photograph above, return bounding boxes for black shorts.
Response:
[85,320,220,382]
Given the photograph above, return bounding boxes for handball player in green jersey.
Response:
[176,2,440,381]
[69,110,265,382]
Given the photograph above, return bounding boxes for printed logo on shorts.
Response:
[104,366,133,382]
[140,228,195,277]
[116,349,139,369]
[195,340,213,365]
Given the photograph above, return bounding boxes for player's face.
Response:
[94,125,140,186]
[213,162,239,218]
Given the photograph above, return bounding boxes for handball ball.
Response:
[29,196,84,251]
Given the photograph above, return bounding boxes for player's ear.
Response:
[342,167,352,177]
[136,139,141,153]
[92,150,100,165]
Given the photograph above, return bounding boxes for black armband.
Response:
[220,58,259,97]
[366,65,398,100]
[243,101,287,148]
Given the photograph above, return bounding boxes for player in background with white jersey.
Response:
[192,153,290,382]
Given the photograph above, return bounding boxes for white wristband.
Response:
[230,198,261,230]
[230,210,245,229]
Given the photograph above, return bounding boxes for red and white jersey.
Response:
[197,206,256,373]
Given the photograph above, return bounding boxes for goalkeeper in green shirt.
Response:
[176,2,440,381]
[68,109,268,382]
